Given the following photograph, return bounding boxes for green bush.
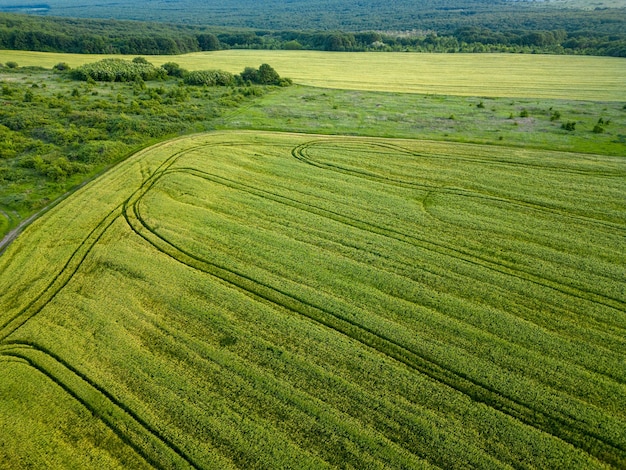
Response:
[238,64,291,86]
[161,62,186,78]
[53,62,71,72]
[183,70,235,86]
[562,121,576,131]
[70,59,166,82]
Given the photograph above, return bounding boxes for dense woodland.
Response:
[0,8,625,56]
[1,0,625,33]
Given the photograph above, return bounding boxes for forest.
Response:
[0,7,625,56]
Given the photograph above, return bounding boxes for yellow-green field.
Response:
[1,130,625,468]
[2,49,625,100]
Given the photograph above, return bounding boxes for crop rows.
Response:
[0,342,197,469]
[0,131,624,468]
[126,138,624,466]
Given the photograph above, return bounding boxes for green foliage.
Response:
[70,58,166,82]
[161,62,186,78]
[131,56,150,64]
[562,121,576,131]
[239,64,291,86]
[183,69,235,86]
[6,61,18,68]
[283,40,303,50]
[197,33,220,51]
[0,10,625,56]
[0,67,271,232]
[52,61,70,71]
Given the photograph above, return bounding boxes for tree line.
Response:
[0,12,625,57]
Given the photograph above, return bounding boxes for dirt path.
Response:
[0,214,42,254]
[0,181,91,256]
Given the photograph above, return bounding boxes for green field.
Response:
[1,49,626,468]
[1,130,625,468]
[3,50,626,100]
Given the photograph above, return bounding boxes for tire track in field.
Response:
[292,141,626,315]
[0,342,199,469]
[0,141,209,469]
[124,166,626,468]
[327,140,626,178]
[158,166,626,332]
[0,207,122,342]
[0,141,204,342]
[2,134,624,468]
[155,167,626,390]
[293,140,626,232]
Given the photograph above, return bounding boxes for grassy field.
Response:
[0,130,624,468]
[2,50,626,100]
[221,84,626,155]
[2,60,623,243]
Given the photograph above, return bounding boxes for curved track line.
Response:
[291,141,626,315]
[0,342,199,469]
[293,140,626,232]
[144,172,626,388]
[2,134,624,468]
[163,166,626,330]
[124,164,626,468]
[0,142,210,469]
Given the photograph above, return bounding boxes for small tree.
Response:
[6,61,18,69]
[161,62,186,78]
[257,64,280,85]
[197,33,220,51]
[240,66,259,84]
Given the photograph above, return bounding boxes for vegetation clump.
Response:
[240,64,292,86]
[0,64,280,234]
[183,69,235,86]
[70,58,166,82]
[562,121,576,131]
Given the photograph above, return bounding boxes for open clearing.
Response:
[2,50,625,100]
[1,130,625,468]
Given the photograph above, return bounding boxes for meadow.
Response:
[0,130,625,468]
[3,49,626,100]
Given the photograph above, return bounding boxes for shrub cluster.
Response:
[240,64,292,86]
[69,59,292,87]
[183,69,235,86]
[70,58,166,82]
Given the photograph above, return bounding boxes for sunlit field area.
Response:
[1,131,624,468]
[3,50,625,100]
